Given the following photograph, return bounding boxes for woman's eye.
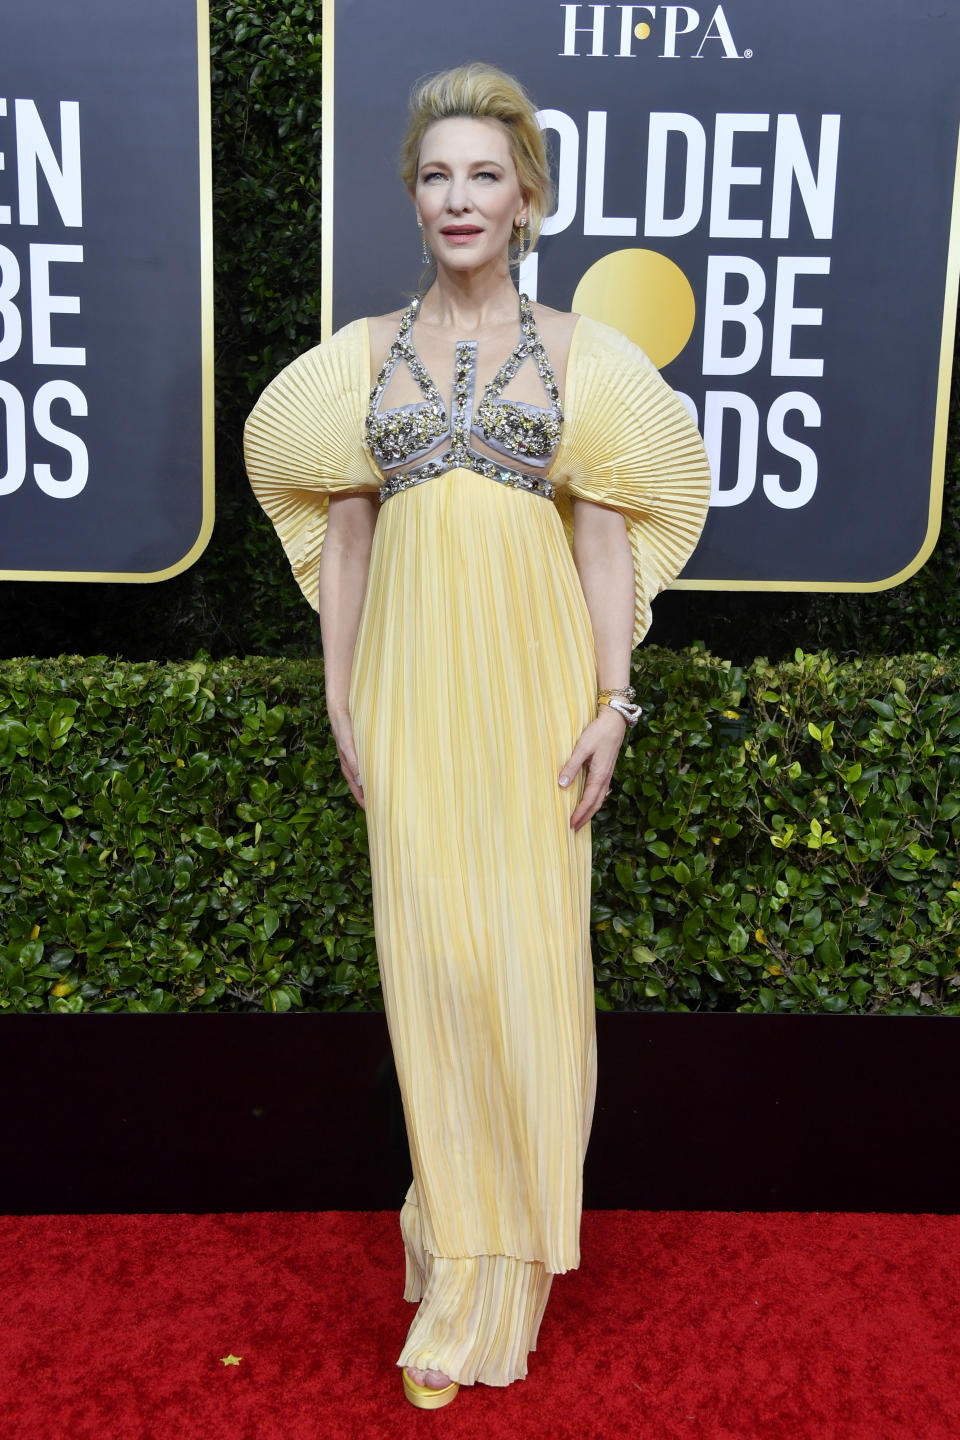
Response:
[475,171,498,181]
[421,171,445,183]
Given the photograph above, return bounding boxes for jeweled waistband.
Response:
[379,454,555,505]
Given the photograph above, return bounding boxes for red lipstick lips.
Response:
[439,225,483,246]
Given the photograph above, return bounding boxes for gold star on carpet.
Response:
[220,1354,242,1366]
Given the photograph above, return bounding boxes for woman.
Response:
[245,63,710,1408]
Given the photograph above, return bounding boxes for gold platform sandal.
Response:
[401,1368,460,1410]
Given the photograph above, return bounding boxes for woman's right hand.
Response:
[329,708,365,810]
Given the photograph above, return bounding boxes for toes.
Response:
[405,1363,452,1389]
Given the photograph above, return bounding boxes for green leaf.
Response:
[631,946,657,965]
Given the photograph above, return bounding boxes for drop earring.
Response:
[417,217,431,265]
[515,217,528,262]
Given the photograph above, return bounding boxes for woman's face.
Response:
[413,116,527,274]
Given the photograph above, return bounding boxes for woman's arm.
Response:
[318,490,380,808]
[572,496,635,692]
[559,497,636,832]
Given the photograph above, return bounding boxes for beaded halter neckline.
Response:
[365,292,563,504]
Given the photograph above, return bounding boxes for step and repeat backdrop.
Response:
[324,0,960,590]
[0,0,212,583]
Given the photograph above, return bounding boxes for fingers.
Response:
[569,775,612,832]
[557,737,589,792]
[561,745,613,832]
[335,732,365,811]
[560,720,623,831]
[339,753,365,809]
[345,770,366,809]
[339,731,361,783]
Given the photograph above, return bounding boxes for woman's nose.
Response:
[446,175,472,212]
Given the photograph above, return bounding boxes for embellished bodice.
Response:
[366,293,563,503]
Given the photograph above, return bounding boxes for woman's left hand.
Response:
[558,707,628,832]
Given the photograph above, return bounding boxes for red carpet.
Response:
[1,1211,958,1439]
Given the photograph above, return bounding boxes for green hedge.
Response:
[2,651,958,1015]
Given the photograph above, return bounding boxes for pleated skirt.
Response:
[348,469,598,1386]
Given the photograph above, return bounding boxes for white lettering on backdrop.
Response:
[533,108,841,509]
[0,97,88,499]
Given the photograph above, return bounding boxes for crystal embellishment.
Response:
[366,293,563,504]
[365,298,448,468]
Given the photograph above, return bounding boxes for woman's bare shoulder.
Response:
[529,301,582,346]
[528,302,582,393]
[363,308,408,380]
[365,308,407,343]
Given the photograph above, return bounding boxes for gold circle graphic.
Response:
[572,249,696,368]
[634,21,652,39]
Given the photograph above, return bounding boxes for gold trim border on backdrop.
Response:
[1,0,216,586]
[321,0,335,341]
[320,9,958,594]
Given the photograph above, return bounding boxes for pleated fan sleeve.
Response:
[552,316,711,647]
[243,319,381,611]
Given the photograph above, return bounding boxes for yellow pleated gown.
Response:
[244,302,710,1386]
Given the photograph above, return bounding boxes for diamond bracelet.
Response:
[598,695,642,726]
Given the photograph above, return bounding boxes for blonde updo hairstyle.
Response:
[399,63,554,264]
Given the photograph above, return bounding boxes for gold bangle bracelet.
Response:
[598,695,642,725]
